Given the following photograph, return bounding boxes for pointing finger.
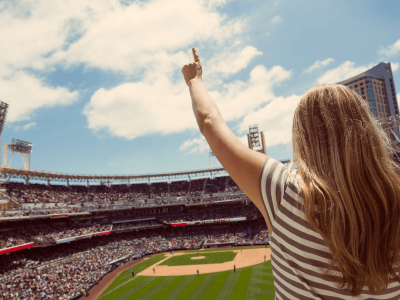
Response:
[192,47,200,63]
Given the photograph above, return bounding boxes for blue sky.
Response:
[0,0,400,183]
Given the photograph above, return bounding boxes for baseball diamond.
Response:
[93,247,274,300]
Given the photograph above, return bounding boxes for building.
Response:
[337,62,399,142]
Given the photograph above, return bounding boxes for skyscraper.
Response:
[337,62,399,142]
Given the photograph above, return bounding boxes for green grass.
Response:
[98,249,275,300]
[159,251,236,266]
[101,254,166,295]
[178,246,268,254]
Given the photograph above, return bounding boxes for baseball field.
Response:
[95,246,275,300]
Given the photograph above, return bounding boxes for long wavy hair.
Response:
[289,83,400,296]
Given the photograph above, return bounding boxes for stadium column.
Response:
[67,179,69,188]
[188,174,191,194]
[47,178,50,186]
[87,179,89,188]
[25,176,29,186]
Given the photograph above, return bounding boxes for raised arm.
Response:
[181,48,273,236]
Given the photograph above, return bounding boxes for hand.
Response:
[181,47,202,86]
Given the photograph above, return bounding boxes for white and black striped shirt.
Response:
[259,157,400,300]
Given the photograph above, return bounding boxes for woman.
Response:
[182,48,400,299]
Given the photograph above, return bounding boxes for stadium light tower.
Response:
[247,124,267,155]
[4,138,33,170]
[0,101,9,168]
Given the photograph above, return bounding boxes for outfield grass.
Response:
[100,254,166,295]
[98,249,275,300]
[178,245,268,253]
[159,251,236,266]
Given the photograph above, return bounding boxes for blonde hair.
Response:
[289,83,400,296]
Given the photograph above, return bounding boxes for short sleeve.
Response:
[258,157,292,231]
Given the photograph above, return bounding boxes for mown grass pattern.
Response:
[160,251,236,266]
[99,254,166,297]
[99,250,275,300]
[174,274,207,300]
[179,246,269,254]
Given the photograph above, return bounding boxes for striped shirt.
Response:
[259,157,400,300]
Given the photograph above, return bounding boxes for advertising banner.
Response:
[98,231,111,236]
[171,223,187,227]
[186,217,246,226]
[56,238,75,244]
[50,214,68,219]
[0,242,34,255]
[229,217,246,222]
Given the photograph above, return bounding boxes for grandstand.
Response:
[0,99,279,299]
[0,163,282,299]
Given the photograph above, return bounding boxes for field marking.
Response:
[97,277,136,299]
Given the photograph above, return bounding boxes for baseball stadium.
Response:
[0,104,279,299]
[0,135,278,300]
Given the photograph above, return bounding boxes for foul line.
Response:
[97,276,138,299]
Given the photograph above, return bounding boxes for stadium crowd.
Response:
[13,223,112,243]
[0,234,30,249]
[4,177,240,206]
[0,205,257,250]
[0,221,269,300]
[159,206,258,224]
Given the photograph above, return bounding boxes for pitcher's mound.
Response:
[191,256,205,260]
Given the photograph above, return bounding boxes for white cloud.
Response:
[0,0,83,123]
[48,0,246,75]
[179,136,209,153]
[207,46,262,76]
[316,61,376,84]
[14,122,37,131]
[180,94,301,153]
[83,63,293,150]
[271,15,282,25]
[0,0,246,124]
[0,0,297,154]
[304,58,334,73]
[392,62,399,72]
[83,76,196,140]
[0,71,78,123]
[237,94,301,146]
[179,64,296,153]
[379,39,400,57]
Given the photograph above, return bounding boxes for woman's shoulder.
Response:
[285,168,303,195]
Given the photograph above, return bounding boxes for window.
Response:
[354,84,358,88]
[355,88,360,94]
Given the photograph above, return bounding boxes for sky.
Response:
[0,0,400,184]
